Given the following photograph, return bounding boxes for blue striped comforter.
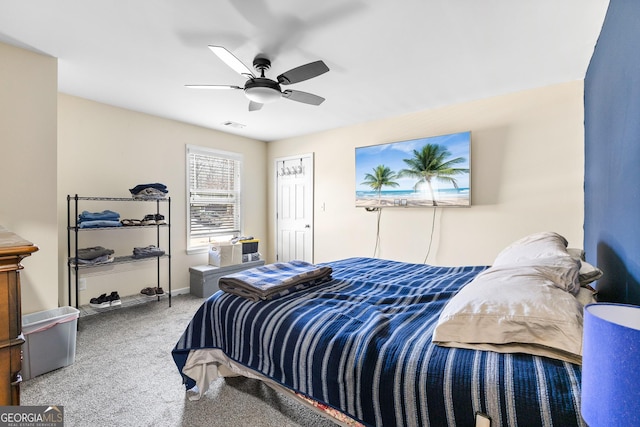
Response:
[172,257,584,427]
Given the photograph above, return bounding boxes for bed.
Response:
[173,232,599,427]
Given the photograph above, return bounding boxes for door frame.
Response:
[274,153,314,263]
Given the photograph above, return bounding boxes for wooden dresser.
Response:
[0,227,38,405]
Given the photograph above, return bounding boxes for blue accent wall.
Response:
[584,0,640,304]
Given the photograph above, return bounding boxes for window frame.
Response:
[186,144,243,254]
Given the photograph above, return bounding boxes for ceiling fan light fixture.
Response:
[244,86,282,104]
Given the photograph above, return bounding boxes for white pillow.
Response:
[492,231,580,294]
[493,231,570,266]
[433,263,585,364]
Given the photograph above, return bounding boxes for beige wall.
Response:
[0,42,59,314]
[267,81,585,266]
[57,94,268,306]
[1,39,586,311]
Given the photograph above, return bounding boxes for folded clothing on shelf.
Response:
[132,245,165,259]
[129,183,169,200]
[78,210,122,228]
[70,246,115,266]
[79,210,120,221]
[70,255,114,267]
[77,246,114,260]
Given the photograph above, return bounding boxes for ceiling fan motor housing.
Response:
[252,56,271,73]
[244,78,282,104]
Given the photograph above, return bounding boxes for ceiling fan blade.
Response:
[208,45,255,79]
[248,101,263,111]
[277,60,329,85]
[282,90,325,106]
[185,85,243,90]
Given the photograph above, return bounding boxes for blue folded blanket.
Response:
[218,260,333,301]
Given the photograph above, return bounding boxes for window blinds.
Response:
[187,147,241,241]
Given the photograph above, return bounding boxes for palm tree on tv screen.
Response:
[399,144,468,206]
[361,164,399,204]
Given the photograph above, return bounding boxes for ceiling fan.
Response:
[186,45,330,111]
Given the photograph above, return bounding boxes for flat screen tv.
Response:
[355,131,471,208]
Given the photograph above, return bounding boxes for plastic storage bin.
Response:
[241,239,260,263]
[21,306,80,380]
[208,242,243,267]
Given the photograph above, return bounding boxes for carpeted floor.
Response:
[21,294,338,427]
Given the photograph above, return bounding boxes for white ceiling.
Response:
[0,0,609,142]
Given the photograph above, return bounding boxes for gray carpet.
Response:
[21,294,338,427]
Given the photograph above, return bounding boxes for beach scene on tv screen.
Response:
[355,131,471,208]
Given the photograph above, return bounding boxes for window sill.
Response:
[187,247,209,255]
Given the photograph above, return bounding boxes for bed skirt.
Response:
[183,348,364,427]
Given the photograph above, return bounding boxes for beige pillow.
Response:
[567,247,604,286]
[567,247,586,261]
[433,263,584,364]
[578,260,603,286]
[576,286,598,306]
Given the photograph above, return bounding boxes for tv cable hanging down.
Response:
[423,207,438,264]
[364,204,439,263]
[371,208,383,258]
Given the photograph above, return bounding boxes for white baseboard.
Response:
[170,287,192,296]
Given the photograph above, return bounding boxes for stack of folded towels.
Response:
[129,183,169,200]
[218,260,333,302]
[78,210,122,229]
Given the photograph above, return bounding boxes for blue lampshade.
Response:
[582,303,640,427]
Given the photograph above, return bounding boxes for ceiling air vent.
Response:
[222,121,246,129]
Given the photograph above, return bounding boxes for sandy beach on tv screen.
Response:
[356,196,469,208]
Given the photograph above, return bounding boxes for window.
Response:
[186,145,242,252]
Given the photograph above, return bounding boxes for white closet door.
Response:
[275,154,314,263]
